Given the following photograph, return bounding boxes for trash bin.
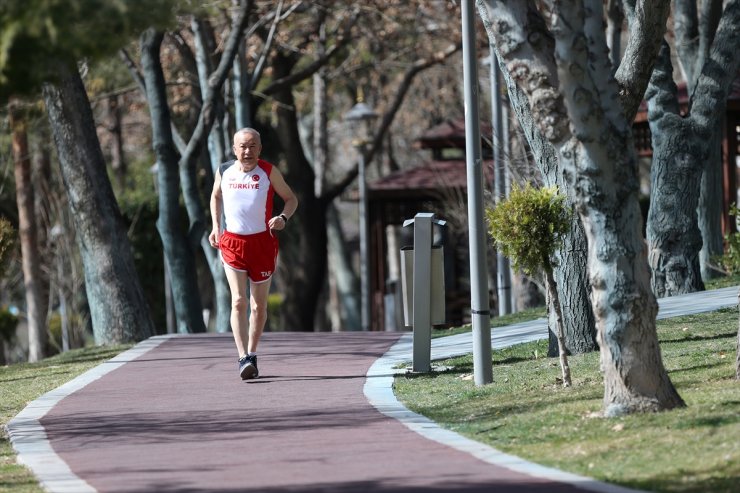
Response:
[400,245,445,327]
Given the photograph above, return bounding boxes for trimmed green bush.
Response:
[486,184,573,386]
[485,184,570,276]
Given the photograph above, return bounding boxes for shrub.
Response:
[485,184,570,276]
[486,184,573,387]
[0,217,16,269]
[714,203,740,275]
[0,306,19,343]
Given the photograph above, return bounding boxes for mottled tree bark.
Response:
[669,0,728,283]
[647,1,740,294]
[645,44,705,297]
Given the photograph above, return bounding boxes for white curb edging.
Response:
[364,333,646,493]
[5,335,175,493]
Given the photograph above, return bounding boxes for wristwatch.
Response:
[279,213,288,223]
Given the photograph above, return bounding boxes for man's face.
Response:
[233,131,262,167]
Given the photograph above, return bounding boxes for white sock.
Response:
[248,352,257,357]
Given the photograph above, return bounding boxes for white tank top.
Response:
[220,159,274,235]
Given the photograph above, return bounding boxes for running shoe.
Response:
[239,355,259,380]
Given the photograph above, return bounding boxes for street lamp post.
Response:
[345,97,378,331]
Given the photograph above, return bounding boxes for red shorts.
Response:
[219,230,279,283]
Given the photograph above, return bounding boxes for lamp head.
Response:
[344,93,378,148]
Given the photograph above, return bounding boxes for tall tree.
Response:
[9,101,47,361]
[140,29,206,334]
[138,2,250,333]
[1,0,175,345]
[646,0,740,295]
[478,8,596,355]
[675,0,726,282]
[43,63,155,344]
[190,9,251,333]
[478,0,684,415]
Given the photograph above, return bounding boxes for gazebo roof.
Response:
[367,159,493,200]
[415,118,493,150]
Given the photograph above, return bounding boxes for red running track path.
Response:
[36,332,606,492]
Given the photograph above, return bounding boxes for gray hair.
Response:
[234,127,261,142]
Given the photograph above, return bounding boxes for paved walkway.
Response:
[7,286,738,493]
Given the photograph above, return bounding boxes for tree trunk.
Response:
[272,60,328,331]
[605,0,623,71]
[327,204,361,331]
[647,0,740,295]
[547,213,596,355]
[698,124,724,281]
[312,32,336,331]
[674,0,727,284]
[9,101,47,361]
[192,17,228,169]
[552,6,684,416]
[190,19,233,333]
[477,10,596,355]
[32,124,53,335]
[231,41,252,129]
[545,267,571,387]
[205,243,231,333]
[107,95,126,190]
[42,63,154,344]
[645,45,705,297]
[140,29,207,334]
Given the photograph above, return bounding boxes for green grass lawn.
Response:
[0,344,131,493]
[395,307,740,493]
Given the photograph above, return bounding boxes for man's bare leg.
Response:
[247,277,272,353]
[225,267,249,358]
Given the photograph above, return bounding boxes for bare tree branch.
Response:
[614,0,670,121]
[180,0,251,164]
[261,8,357,97]
[674,0,699,84]
[323,42,461,202]
[252,0,285,89]
[691,0,740,131]
[119,48,188,154]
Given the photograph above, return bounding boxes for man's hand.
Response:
[209,229,220,248]
[268,215,287,231]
